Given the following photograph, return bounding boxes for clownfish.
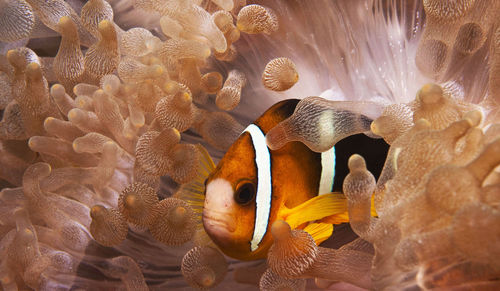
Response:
[179,99,388,260]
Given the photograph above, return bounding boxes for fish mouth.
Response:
[202,209,237,233]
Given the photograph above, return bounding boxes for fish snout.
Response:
[203,178,238,238]
[202,209,237,233]
[204,178,236,211]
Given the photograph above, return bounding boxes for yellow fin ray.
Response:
[371,194,378,217]
[318,193,377,225]
[280,193,347,230]
[303,223,334,245]
[174,144,215,227]
[320,212,349,225]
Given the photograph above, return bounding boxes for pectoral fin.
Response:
[280,193,347,230]
[303,223,334,245]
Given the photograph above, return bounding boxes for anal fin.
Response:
[303,223,334,245]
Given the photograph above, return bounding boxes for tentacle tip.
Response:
[26,62,40,71]
[22,228,34,237]
[6,49,16,59]
[103,141,116,150]
[464,110,483,127]
[171,128,181,139]
[43,117,54,127]
[72,141,81,153]
[348,154,366,171]
[94,88,105,96]
[152,64,164,76]
[98,19,113,30]
[182,92,192,103]
[58,16,72,26]
[200,272,216,287]
[236,22,244,31]
[266,125,289,150]
[270,220,291,240]
[25,162,52,180]
[370,120,382,136]
[174,206,187,218]
[103,84,113,93]
[417,83,443,104]
[27,137,35,149]
[90,205,106,218]
[204,47,213,57]
[163,81,175,93]
[68,108,83,121]
[50,83,65,94]
[124,194,136,208]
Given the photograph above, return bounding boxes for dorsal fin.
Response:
[254,99,300,134]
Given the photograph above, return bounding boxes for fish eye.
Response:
[234,182,256,206]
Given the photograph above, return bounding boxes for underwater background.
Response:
[0,0,499,290]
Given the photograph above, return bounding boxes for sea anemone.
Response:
[0,0,499,290]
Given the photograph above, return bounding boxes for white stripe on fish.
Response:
[245,124,272,252]
[319,147,336,195]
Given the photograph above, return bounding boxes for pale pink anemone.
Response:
[0,0,498,290]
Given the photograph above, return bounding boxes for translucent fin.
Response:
[303,223,334,245]
[280,193,347,230]
[174,144,215,227]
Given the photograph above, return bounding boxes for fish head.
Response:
[202,99,306,260]
[203,131,274,260]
